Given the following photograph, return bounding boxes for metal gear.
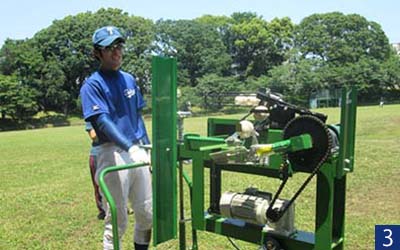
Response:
[283,115,332,173]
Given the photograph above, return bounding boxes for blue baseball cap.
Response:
[92,26,125,47]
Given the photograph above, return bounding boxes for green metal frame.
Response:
[175,86,357,249]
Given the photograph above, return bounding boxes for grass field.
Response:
[1,104,399,250]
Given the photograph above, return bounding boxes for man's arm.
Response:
[90,113,149,163]
[89,113,133,151]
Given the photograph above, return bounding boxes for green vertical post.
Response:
[330,85,357,249]
[315,163,335,250]
[337,86,358,176]
[191,152,205,230]
[152,56,177,245]
[332,175,347,250]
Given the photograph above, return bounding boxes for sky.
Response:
[1,0,399,47]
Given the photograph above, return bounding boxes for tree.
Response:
[155,19,232,86]
[0,75,38,121]
[118,15,155,92]
[0,39,47,111]
[0,39,26,76]
[0,8,155,115]
[292,12,396,104]
[1,10,397,117]
[195,14,234,59]
[381,54,400,93]
[32,8,155,114]
[295,12,391,65]
[227,13,294,78]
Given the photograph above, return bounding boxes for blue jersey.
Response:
[80,69,147,145]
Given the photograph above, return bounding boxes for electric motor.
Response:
[220,191,269,225]
[219,191,296,235]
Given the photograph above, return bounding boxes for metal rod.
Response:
[178,160,186,250]
[182,169,192,187]
[189,186,198,250]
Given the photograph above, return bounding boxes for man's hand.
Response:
[128,145,150,164]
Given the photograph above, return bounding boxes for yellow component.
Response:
[256,144,273,155]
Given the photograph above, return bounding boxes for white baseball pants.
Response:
[95,143,152,250]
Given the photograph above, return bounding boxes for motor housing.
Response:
[219,191,296,236]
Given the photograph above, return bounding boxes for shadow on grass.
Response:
[0,114,71,132]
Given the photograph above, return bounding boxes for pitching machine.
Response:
[100,56,357,250]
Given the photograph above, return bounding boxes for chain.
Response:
[266,115,333,223]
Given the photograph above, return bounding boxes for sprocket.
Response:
[283,115,332,173]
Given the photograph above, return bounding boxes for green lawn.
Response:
[1,104,399,250]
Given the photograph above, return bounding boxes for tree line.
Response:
[0,8,399,122]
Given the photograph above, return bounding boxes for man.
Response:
[80,26,152,250]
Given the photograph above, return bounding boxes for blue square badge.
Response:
[375,225,400,250]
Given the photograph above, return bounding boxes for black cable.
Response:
[227,237,241,250]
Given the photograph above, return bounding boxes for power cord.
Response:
[227,237,241,250]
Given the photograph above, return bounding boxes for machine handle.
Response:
[99,162,148,250]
